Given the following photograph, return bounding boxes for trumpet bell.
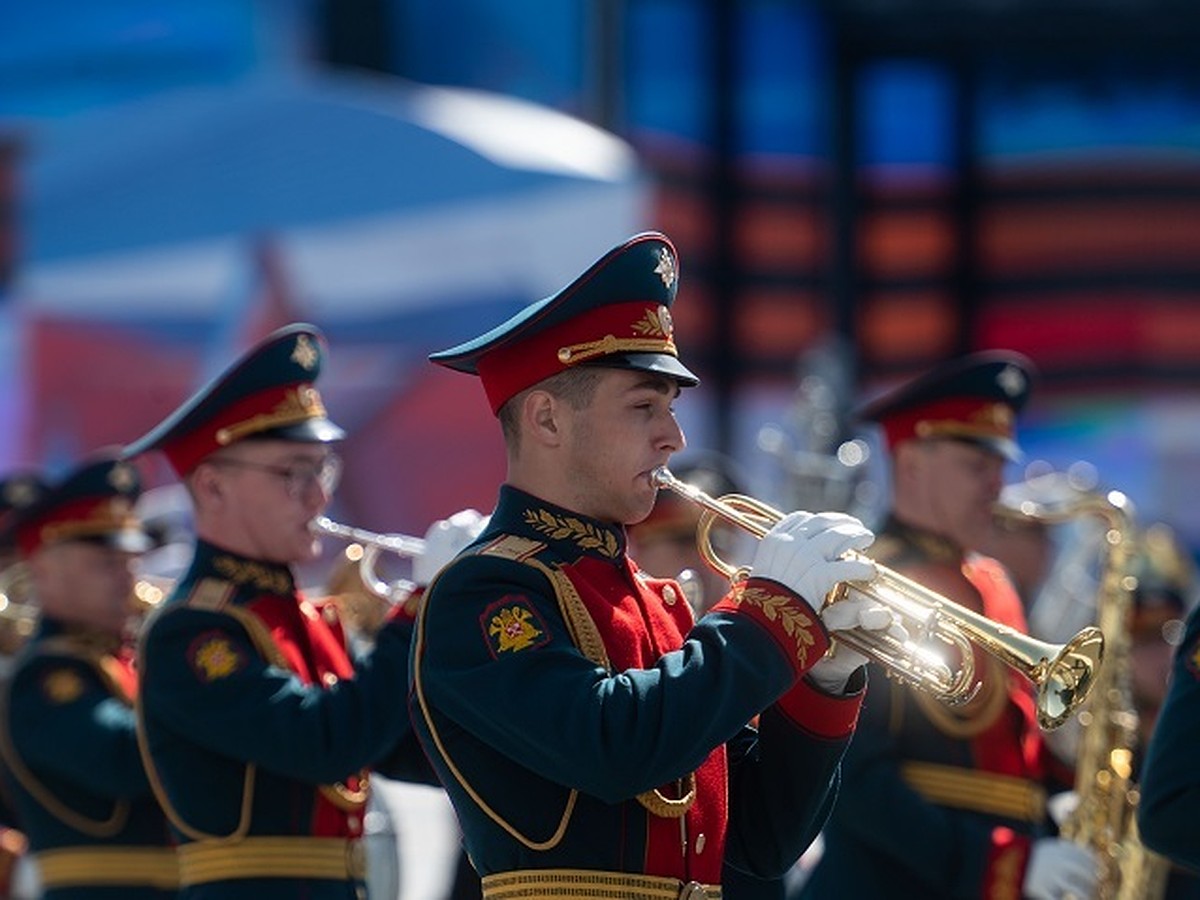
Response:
[1029,625,1105,732]
[313,516,424,606]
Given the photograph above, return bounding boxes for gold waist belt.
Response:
[900,762,1047,823]
[481,868,723,900]
[178,836,366,885]
[36,846,179,889]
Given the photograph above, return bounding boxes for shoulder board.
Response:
[23,636,99,667]
[476,534,547,563]
[183,578,237,611]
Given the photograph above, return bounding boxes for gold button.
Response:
[695,833,706,854]
[662,584,678,605]
[322,672,339,687]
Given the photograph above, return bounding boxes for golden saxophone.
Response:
[997,487,1169,899]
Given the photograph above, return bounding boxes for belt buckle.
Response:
[679,882,710,900]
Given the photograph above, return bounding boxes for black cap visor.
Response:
[589,352,700,388]
[247,418,346,445]
[78,529,155,554]
[947,434,1023,463]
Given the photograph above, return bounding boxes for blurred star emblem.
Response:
[292,335,319,370]
[654,248,677,289]
[996,364,1025,398]
[108,463,136,493]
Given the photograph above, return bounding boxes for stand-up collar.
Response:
[186,539,296,598]
[880,514,965,566]
[488,485,628,562]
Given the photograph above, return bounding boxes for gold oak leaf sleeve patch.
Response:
[187,630,247,683]
[479,595,551,660]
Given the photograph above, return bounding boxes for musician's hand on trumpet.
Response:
[750,510,903,692]
[750,510,876,604]
[413,509,490,587]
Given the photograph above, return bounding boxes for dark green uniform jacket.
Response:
[412,485,865,899]
[800,516,1066,900]
[137,540,428,900]
[2,618,178,899]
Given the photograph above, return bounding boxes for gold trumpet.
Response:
[313,516,426,604]
[651,466,1105,730]
[0,562,38,653]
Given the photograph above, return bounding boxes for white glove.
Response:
[413,509,489,586]
[750,510,876,605]
[1023,837,1099,900]
[808,593,903,693]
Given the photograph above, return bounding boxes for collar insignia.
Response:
[523,508,620,558]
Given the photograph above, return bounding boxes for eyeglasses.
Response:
[209,453,342,499]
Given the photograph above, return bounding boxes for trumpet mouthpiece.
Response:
[650,466,672,489]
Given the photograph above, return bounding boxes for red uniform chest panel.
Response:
[244,593,363,838]
[962,558,1044,779]
[560,556,728,883]
[103,649,140,701]
[245,594,355,684]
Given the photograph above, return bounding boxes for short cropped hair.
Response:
[498,366,606,449]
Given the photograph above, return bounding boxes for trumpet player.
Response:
[413,232,899,900]
[0,452,178,898]
[800,352,1099,900]
[123,324,434,899]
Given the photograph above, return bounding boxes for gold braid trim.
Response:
[523,509,620,558]
[912,654,1010,738]
[412,556,578,851]
[481,868,722,900]
[528,560,696,820]
[215,386,326,446]
[557,335,677,366]
[136,582,257,843]
[0,639,131,836]
[900,762,1047,823]
[218,605,368,811]
[36,846,179,889]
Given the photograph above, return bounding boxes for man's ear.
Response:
[523,389,563,447]
[189,463,224,510]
